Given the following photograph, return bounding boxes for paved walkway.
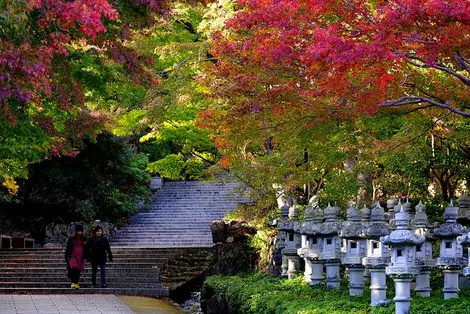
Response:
[0,295,134,314]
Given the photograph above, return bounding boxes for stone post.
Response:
[361,201,391,306]
[340,205,368,296]
[432,201,466,300]
[381,206,424,314]
[319,203,343,289]
[297,196,324,286]
[361,205,371,281]
[298,234,312,284]
[281,204,301,279]
[277,203,289,278]
[411,201,435,297]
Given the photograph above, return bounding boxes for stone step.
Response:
[111,237,213,241]
[0,274,160,280]
[0,287,169,297]
[0,257,169,263]
[109,243,213,248]
[115,227,211,231]
[0,248,182,254]
[0,263,162,268]
[0,282,164,289]
[0,268,160,275]
[111,238,212,243]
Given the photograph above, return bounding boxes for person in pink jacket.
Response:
[65,225,87,289]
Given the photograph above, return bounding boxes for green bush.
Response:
[147,154,186,180]
[147,154,208,180]
[185,158,206,179]
[203,272,470,314]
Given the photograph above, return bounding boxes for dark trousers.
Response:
[91,263,106,287]
[69,269,81,284]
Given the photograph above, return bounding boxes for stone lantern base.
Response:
[347,265,365,296]
[369,267,389,306]
[414,267,432,297]
[324,259,341,289]
[310,260,324,286]
[442,268,461,299]
[390,274,414,314]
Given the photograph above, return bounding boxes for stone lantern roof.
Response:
[281,203,289,218]
[319,203,342,236]
[431,201,464,239]
[393,199,403,214]
[403,198,412,213]
[300,207,324,235]
[411,201,436,239]
[340,206,364,239]
[381,206,425,246]
[361,204,371,223]
[361,201,390,240]
[412,201,428,227]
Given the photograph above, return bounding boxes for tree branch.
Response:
[379,96,470,117]
[454,52,470,75]
[406,54,470,86]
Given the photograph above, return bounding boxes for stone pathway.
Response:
[0,295,134,314]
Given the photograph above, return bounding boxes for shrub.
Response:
[203,272,470,314]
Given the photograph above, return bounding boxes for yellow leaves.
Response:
[1,175,19,195]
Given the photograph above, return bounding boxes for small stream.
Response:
[178,292,203,314]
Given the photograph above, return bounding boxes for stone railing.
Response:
[273,197,470,314]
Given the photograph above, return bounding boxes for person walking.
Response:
[87,226,113,288]
[65,224,87,289]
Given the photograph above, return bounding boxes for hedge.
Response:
[202,272,470,314]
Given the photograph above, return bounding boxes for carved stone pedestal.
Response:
[443,269,460,299]
[393,276,413,314]
[369,267,389,306]
[287,255,300,279]
[310,261,323,286]
[415,268,432,297]
[348,266,365,296]
[325,260,341,289]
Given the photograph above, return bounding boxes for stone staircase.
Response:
[0,248,168,296]
[111,180,248,247]
[0,179,248,296]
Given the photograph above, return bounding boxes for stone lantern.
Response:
[340,206,368,295]
[432,200,466,299]
[361,204,372,281]
[381,206,424,314]
[361,201,391,306]
[277,202,290,277]
[411,201,435,297]
[298,196,324,286]
[403,198,412,214]
[281,205,302,279]
[385,198,398,222]
[457,231,470,277]
[319,203,343,289]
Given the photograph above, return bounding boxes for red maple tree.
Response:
[208,0,470,119]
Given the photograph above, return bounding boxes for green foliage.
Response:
[0,132,151,240]
[204,272,470,314]
[185,158,206,179]
[147,153,186,180]
[146,153,207,180]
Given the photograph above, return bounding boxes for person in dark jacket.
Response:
[87,226,113,288]
[65,224,87,289]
